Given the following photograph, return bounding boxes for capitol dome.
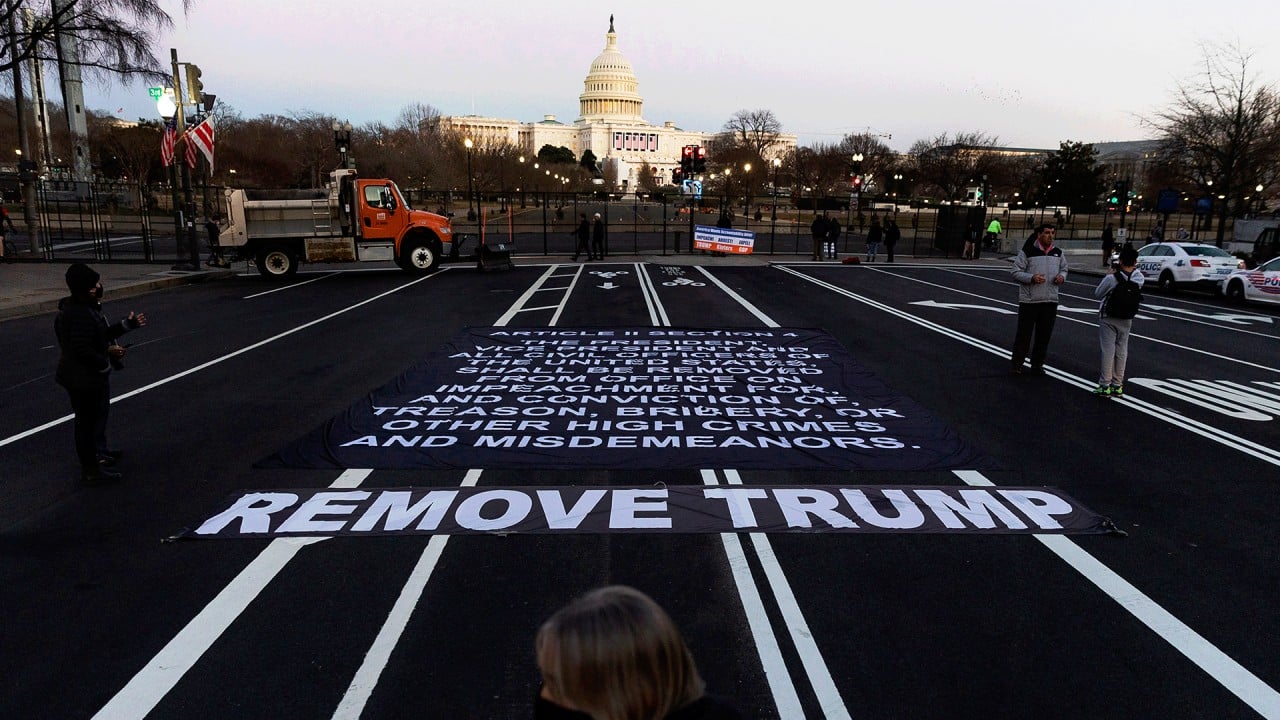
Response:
[578,15,645,124]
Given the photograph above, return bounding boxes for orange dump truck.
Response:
[217,168,456,278]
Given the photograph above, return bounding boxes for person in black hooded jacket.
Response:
[54,263,147,482]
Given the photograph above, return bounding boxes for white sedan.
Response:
[1134,242,1241,293]
[1220,256,1280,306]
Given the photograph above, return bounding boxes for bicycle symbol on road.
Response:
[662,277,706,287]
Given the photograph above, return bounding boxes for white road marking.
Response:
[0,275,440,449]
[957,470,1280,720]
[91,469,372,720]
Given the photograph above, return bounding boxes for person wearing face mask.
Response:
[54,263,148,483]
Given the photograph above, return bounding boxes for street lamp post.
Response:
[1256,183,1265,216]
[771,157,781,222]
[331,120,353,170]
[742,162,752,219]
[464,138,475,221]
[519,155,526,208]
[723,167,732,218]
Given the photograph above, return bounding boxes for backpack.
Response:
[1104,270,1142,319]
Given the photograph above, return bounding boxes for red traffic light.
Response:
[682,145,695,159]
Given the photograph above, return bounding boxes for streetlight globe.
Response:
[772,157,781,168]
[464,138,473,150]
[1257,184,1265,193]
[744,163,752,173]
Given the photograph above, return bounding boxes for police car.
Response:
[1134,242,1240,293]
[1220,256,1280,306]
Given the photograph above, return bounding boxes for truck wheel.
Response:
[255,245,298,278]
[401,240,440,274]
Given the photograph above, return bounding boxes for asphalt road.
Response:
[3,260,1278,719]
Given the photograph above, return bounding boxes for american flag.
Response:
[159,118,177,167]
[185,116,217,171]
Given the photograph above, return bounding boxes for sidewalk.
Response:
[0,260,237,321]
[0,252,1032,322]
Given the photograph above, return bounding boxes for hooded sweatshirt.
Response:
[1011,240,1069,304]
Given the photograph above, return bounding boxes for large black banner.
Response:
[260,327,994,471]
[186,484,1109,539]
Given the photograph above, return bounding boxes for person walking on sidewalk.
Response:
[572,213,591,262]
[827,216,841,259]
[810,214,828,261]
[884,218,900,263]
[1100,222,1115,267]
[1092,245,1144,397]
[1009,223,1068,375]
[54,263,148,483]
[590,212,605,261]
[865,215,883,262]
[0,204,16,262]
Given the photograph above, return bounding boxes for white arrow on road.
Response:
[1143,304,1274,325]
[909,300,1014,314]
[598,282,620,290]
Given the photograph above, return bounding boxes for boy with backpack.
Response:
[1093,245,1144,397]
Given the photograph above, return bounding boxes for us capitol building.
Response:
[436,16,796,191]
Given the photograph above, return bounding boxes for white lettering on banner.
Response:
[454,490,533,531]
[703,488,769,528]
[195,492,299,535]
[840,489,926,529]
[259,327,999,473]
[276,491,371,534]
[773,489,858,529]
[914,490,1028,530]
[537,490,609,529]
[609,489,672,529]
[189,486,1101,539]
[349,490,459,532]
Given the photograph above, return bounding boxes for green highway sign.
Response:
[148,86,163,100]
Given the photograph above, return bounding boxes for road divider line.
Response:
[778,265,1280,466]
[956,470,1280,720]
[91,469,373,720]
[1,275,440,449]
[724,469,851,719]
[702,470,806,718]
[331,469,483,720]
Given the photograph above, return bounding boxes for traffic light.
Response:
[693,146,707,173]
[680,145,694,175]
[851,175,863,192]
[184,64,203,105]
[672,168,684,186]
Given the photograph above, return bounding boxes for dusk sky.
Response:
[82,0,1280,153]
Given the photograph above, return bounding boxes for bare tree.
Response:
[720,108,782,159]
[836,132,894,192]
[1,0,186,80]
[1144,41,1280,244]
[908,131,1009,201]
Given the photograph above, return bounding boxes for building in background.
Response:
[438,17,796,192]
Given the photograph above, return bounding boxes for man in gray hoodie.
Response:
[1010,223,1069,374]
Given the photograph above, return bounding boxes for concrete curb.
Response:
[0,268,237,322]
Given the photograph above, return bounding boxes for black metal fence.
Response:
[8,180,1240,264]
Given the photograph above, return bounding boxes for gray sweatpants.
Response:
[1098,316,1134,386]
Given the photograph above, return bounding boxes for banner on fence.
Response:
[694,225,755,254]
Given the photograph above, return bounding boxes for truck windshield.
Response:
[389,183,412,211]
